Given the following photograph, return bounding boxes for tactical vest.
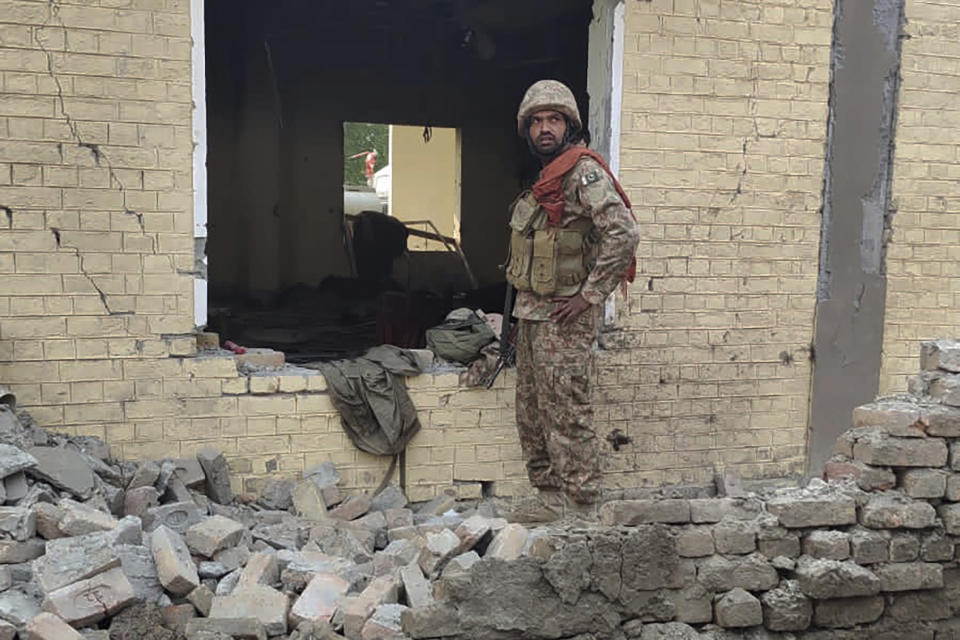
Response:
[505,189,599,297]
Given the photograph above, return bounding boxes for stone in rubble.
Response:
[353,511,389,549]
[453,515,492,555]
[940,503,960,535]
[697,554,778,592]
[32,502,63,540]
[689,498,761,524]
[143,501,204,533]
[417,528,461,577]
[900,468,946,498]
[330,494,372,521]
[931,373,960,406]
[216,569,241,596]
[756,527,800,560]
[374,539,421,576]
[185,515,245,558]
[923,403,960,437]
[128,460,161,490]
[214,545,251,574]
[714,588,761,628]
[289,573,349,627]
[814,595,884,628]
[3,471,27,503]
[400,564,433,609]
[0,539,44,564]
[58,499,118,536]
[196,447,233,505]
[151,525,200,596]
[292,481,328,522]
[115,543,164,604]
[170,458,206,489]
[185,617,267,640]
[761,580,812,632]
[0,444,36,478]
[188,584,215,617]
[361,603,409,640]
[852,400,927,437]
[258,478,294,511]
[305,461,340,488]
[676,527,714,557]
[26,447,95,499]
[712,520,756,554]
[795,556,880,599]
[874,562,943,591]
[123,486,159,518]
[280,551,354,593]
[766,491,856,528]
[384,508,414,530]
[25,612,85,640]
[416,492,456,517]
[0,586,42,627]
[485,523,529,562]
[861,493,937,529]
[0,507,34,541]
[433,552,480,601]
[33,532,121,593]
[850,528,889,564]
[371,486,408,512]
[309,521,375,564]
[161,603,196,634]
[42,566,136,627]
[237,552,278,589]
[802,530,850,560]
[921,339,960,372]
[210,584,289,637]
[599,499,691,525]
[398,603,458,640]
[852,429,948,467]
[342,575,400,639]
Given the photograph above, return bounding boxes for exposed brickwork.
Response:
[881,0,960,394]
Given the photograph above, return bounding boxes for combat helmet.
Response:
[516,79,582,136]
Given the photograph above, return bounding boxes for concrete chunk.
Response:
[143,501,204,534]
[485,523,530,562]
[853,400,926,437]
[151,525,200,596]
[237,552,279,589]
[25,612,85,640]
[921,340,960,372]
[42,566,136,627]
[0,539,44,564]
[26,447,95,499]
[196,447,233,505]
[714,587,761,628]
[289,573,349,627]
[766,492,856,528]
[292,481,328,521]
[34,532,120,593]
[599,499,690,525]
[361,603,409,640]
[453,515,491,554]
[400,563,433,609]
[342,575,399,639]
[0,444,36,478]
[185,515,245,558]
[210,584,289,637]
[418,529,460,577]
[58,499,118,536]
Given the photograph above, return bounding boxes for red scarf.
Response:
[532,146,637,283]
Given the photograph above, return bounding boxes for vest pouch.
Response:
[555,228,588,288]
[509,193,539,233]
[530,230,557,296]
[506,230,533,292]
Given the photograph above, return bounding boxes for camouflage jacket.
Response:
[513,156,639,321]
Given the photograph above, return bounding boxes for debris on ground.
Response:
[3,340,960,638]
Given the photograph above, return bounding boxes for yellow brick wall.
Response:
[1,0,840,498]
[603,0,833,486]
[880,0,960,394]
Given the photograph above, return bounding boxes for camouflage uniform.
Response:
[512,155,639,503]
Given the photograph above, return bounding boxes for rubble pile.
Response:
[4,340,960,639]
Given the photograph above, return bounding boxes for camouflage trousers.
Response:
[514,310,600,504]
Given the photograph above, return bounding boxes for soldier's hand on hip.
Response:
[548,294,591,326]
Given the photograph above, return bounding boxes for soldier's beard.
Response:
[526,134,570,164]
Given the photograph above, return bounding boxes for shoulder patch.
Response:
[580,170,602,186]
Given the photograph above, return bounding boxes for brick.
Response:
[814,596,884,628]
[795,557,880,599]
[766,493,856,528]
[25,612,85,640]
[342,575,400,639]
[875,562,943,592]
[860,494,937,529]
[237,552,278,589]
[852,400,926,437]
[42,567,136,627]
[599,499,691,525]
[852,430,948,467]
[289,573,349,627]
[697,554,778,592]
[714,587,761,628]
[185,515,245,558]
[802,530,850,560]
[209,584,289,637]
[151,525,199,596]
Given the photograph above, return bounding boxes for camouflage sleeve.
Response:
[574,160,639,306]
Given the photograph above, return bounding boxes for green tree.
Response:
[343,122,389,186]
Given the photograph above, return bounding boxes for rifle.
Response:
[484,283,516,389]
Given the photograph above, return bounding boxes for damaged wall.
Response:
[879,0,960,394]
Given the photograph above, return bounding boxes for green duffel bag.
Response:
[426,308,497,364]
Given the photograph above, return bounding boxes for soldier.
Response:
[505,79,639,512]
